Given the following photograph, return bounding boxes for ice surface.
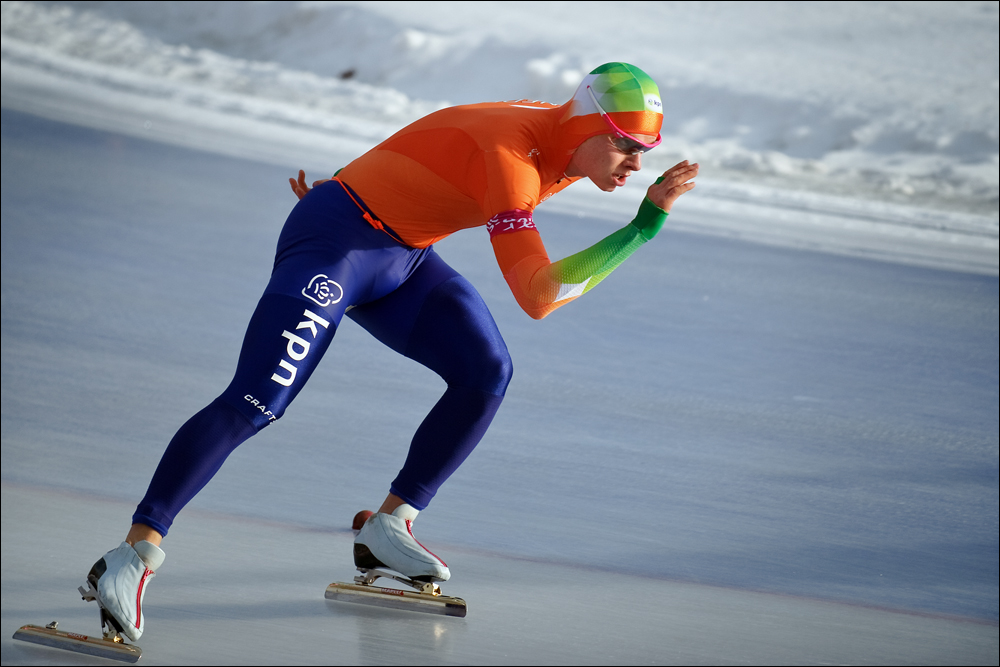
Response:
[1,108,997,664]
[3,483,998,666]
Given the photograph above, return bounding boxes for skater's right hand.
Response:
[289,169,331,200]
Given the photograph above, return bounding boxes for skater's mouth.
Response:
[612,171,630,187]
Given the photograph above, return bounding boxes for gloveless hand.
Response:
[288,169,331,200]
[645,160,699,212]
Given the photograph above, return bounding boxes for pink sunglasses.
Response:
[587,85,662,154]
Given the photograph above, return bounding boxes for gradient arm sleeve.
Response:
[489,197,668,319]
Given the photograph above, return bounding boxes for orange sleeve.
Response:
[490,226,565,320]
[489,204,661,320]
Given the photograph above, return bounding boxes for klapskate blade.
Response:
[325,582,467,618]
[13,624,142,663]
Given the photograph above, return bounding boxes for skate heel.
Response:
[78,578,98,603]
[79,575,127,640]
[353,543,386,569]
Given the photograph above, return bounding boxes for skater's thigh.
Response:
[218,233,372,427]
[219,190,426,427]
[347,252,512,394]
[219,290,340,428]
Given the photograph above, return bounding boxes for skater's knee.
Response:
[219,390,288,431]
[406,277,513,395]
[444,336,512,396]
[475,344,513,396]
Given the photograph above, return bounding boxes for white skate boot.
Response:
[353,504,450,582]
[79,541,165,642]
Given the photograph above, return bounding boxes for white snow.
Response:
[2,1,998,232]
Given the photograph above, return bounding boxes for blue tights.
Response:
[133,182,512,536]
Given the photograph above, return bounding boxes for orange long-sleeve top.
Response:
[337,100,664,318]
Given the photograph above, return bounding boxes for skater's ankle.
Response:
[125,523,163,548]
[377,493,407,515]
[377,493,419,521]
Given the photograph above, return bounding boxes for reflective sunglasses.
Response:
[587,85,662,154]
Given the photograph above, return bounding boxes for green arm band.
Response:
[548,196,668,297]
[629,196,669,241]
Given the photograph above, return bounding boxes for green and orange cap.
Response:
[558,62,663,151]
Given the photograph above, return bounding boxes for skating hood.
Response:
[553,62,664,159]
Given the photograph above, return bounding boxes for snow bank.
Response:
[2,1,997,228]
[0,1,440,140]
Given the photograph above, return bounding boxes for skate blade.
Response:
[13,624,142,663]
[325,582,467,618]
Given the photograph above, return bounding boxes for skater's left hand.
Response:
[289,169,330,200]
[645,160,699,213]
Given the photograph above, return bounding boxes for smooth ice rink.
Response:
[3,482,996,666]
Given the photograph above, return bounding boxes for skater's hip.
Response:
[267,183,435,314]
[276,180,410,257]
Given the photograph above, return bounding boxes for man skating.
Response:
[83,62,698,640]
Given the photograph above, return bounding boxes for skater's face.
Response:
[564,133,650,192]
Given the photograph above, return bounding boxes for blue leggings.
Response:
[133,182,513,536]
